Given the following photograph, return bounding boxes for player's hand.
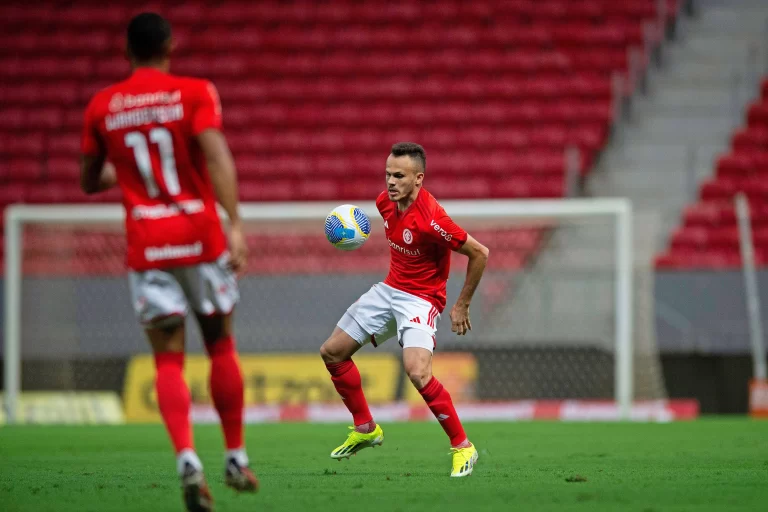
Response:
[228,223,248,275]
[450,302,472,336]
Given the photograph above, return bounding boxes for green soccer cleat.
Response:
[330,424,384,459]
[224,457,259,493]
[450,443,479,478]
[180,462,214,512]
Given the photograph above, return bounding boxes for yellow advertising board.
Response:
[123,354,401,423]
[403,352,478,403]
[0,392,124,424]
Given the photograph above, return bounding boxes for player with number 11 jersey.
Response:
[80,12,256,512]
[82,50,226,270]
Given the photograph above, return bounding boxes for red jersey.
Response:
[377,188,468,312]
[81,68,227,271]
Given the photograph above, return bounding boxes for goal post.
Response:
[3,198,636,424]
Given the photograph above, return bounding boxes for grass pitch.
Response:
[1,419,767,512]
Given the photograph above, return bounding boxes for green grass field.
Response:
[1,419,767,512]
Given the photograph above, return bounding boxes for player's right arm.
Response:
[425,206,490,336]
[80,96,118,194]
[193,82,247,274]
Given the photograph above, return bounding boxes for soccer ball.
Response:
[324,204,371,251]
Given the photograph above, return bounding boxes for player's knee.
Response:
[405,365,432,390]
[320,340,343,364]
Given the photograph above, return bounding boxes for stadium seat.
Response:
[0,132,45,156]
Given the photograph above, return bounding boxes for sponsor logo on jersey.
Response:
[108,90,182,112]
[388,238,421,256]
[430,220,453,241]
[145,241,203,262]
[403,228,413,244]
[383,220,389,229]
[131,200,205,220]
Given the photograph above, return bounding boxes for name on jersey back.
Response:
[105,90,183,132]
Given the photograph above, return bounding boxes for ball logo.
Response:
[403,229,413,244]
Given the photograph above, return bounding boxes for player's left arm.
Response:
[451,234,490,336]
[80,98,117,194]
[80,156,117,195]
[193,81,247,275]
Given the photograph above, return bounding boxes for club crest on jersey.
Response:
[403,229,413,244]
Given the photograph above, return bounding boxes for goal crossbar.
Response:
[3,198,633,422]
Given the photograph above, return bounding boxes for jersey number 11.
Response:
[125,127,181,198]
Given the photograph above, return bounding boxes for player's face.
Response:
[385,154,424,202]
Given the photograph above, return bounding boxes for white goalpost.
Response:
[3,198,635,424]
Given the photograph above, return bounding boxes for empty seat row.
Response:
[0,0,673,29]
[0,76,613,107]
[5,151,577,182]
[655,249,768,270]
[230,103,612,126]
[671,225,768,249]
[0,176,565,205]
[683,201,768,228]
[2,47,633,80]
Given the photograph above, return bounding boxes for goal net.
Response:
[3,199,674,424]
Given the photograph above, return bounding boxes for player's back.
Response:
[83,68,227,270]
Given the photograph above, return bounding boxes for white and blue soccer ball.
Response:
[325,204,371,251]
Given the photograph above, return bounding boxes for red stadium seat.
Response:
[0,132,45,156]
[732,128,768,151]
[716,153,753,178]
[48,135,81,157]
[46,157,81,181]
[0,183,28,206]
[26,184,88,204]
[748,101,768,128]
[7,159,44,181]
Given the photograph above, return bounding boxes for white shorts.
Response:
[337,282,440,352]
[129,252,239,328]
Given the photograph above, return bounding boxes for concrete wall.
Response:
[655,270,768,354]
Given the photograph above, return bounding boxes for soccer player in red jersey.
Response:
[320,142,490,477]
[80,13,257,511]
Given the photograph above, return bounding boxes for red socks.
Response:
[206,336,245,450]
[155,338,245,456]
[419,377,468,447]
[154,352,193,454]
[325,360,373,428]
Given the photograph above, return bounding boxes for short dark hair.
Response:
[127,12,172,62]
[391,142,426,172]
